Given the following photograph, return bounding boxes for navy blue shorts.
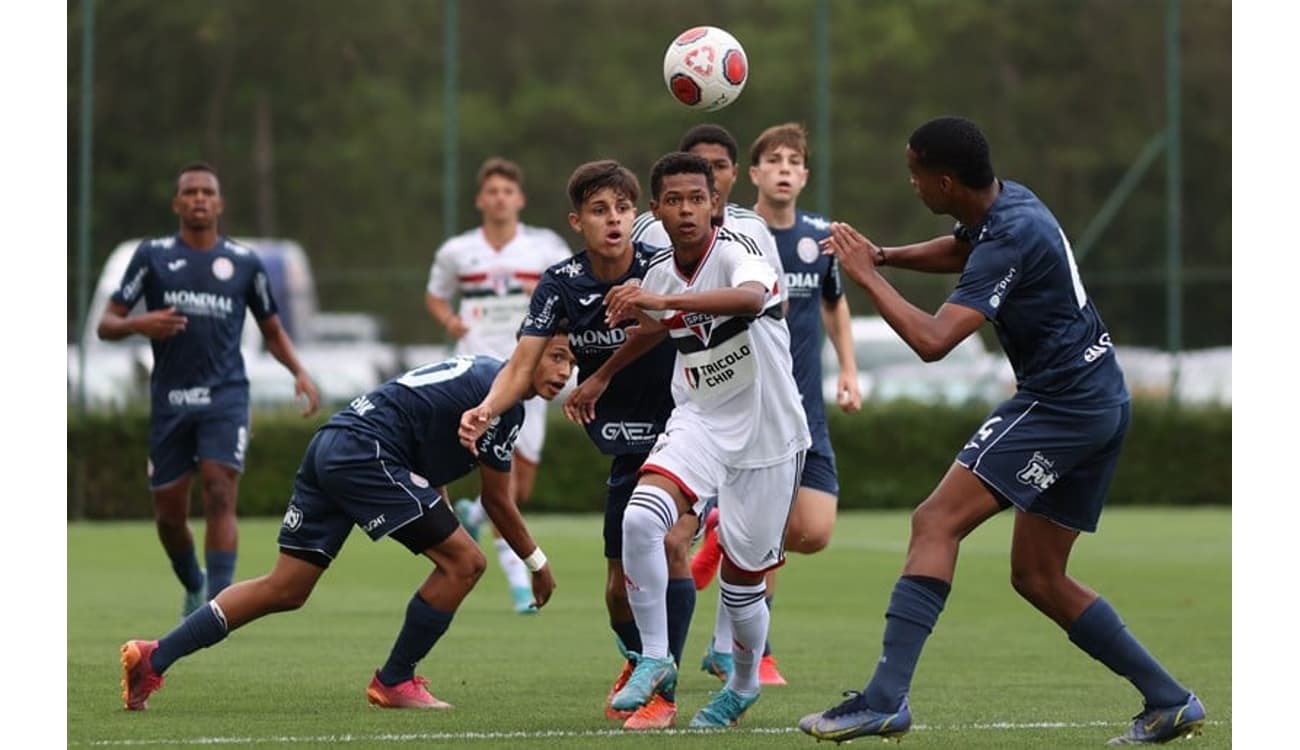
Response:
[956,394,1132,533]
[800,425,839,496]
[277,428,458,566]
[604,452,649,560]
[149,406,250,488]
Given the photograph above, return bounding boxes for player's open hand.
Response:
[563,372,609,425]
[529,564,556,611]
[459,405,494,454]
[603,280,662,327]
[821,221,882,287]
[134,307,188,339]
[294,372,320,417]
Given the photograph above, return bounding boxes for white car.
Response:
[820,316,1014,406]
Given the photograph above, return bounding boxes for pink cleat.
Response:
[120,640,165,711]
[366,671,453,709]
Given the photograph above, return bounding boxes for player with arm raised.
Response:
[121,339,573,713]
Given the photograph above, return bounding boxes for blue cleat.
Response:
[511,585,537,615]
[700,643,734,683]
[454,498,481,542]
[181,569,206,619]
[689,687,759,728]
[1107,693,1206,745]
[797,691,911,743]
[610,655,676,712]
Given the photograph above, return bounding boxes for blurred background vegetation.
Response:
[66,0,1230,351]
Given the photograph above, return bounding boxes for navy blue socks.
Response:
[1068,597,1190,708]
[863,575,951,712]
[611,619,643,662]
[378,594,454,687]
[663,577,696,703]
[151,601,230,674]
[168,546,204,593]
[205,550,237,598]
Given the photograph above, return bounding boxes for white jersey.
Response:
[633,203,787,304]
[426,224,572,359]
[641,226,810,468]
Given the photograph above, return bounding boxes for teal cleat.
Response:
[689,687,759,728]
[1107,693,1206,745]
[454,498,481,542]
[700,643,734,683]
[511,585,538,615]
[610,655,676,712]
[181,569,206,619]
[798,691,911,743]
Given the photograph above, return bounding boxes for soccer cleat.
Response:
[366,671,453,709]
[605,660,636,720]
[700,643,734,683]
[511,585,538,615]
[610,655,677,712]
[797,691,912,742]
[622,692,678,730]
[120,640,165,711]
[1106,693,1206,745]
[758,653,788,686]
[181,569,207,618]
[454,498,481,542]
[689,687,760,728]
[690,506,722,590]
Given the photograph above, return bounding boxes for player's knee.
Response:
[788,525,832,554]
[200,474,238,516]
[451,547,488,587]
[910,500,954,541]
[1009,565,1054,605]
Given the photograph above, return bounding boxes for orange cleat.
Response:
[366,671,453,709]
[622,692,678,730]
[605,661,636,720]
[690,507,722,591]
[120,640,165,711]
[758,654,788,686]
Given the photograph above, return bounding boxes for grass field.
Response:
[68,508,1230,748]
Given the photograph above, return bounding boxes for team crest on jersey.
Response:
[212,256,234,281]
[681,311,714,345]
[797,237,820,264]
[556,259,583,278]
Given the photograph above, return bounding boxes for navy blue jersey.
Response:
[326,355,525,485]
[772,210,841,428]
[110,235,277,412]
[948,181,1128,407]
[519,243,676,455]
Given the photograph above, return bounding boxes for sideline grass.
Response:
[69,508,1230,748]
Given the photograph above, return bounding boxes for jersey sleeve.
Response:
[518,272,567,337]
[631,213,669,247]
[543,228,573,264]
[638,262,673,322]
[723,241,778,297]
[426,241,459,300]
[246,254,279,321]
[475,406,525,472]
[947,235,1021,321]
[109,242,152,308]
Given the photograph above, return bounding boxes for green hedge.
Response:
[67,400,1230,520]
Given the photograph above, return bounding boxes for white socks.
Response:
[494,538,530,590]
[720,579,768,697]
[621,485,678,659]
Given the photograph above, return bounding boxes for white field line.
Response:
[73,719,1227,746]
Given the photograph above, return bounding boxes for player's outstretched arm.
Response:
[877,235,973,274]
[822,296,861,413]
[257,315,320,417]
[478,465,556,610]
[96,301,188,341]
[425,292,469,339]
[459,335,549,451]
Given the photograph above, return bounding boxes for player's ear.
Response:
[567,211,582,234]
[649,199,662,220]
[748,164,760,186]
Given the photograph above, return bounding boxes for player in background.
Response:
[458,160,696,730]
[97,162,320,618]
[425,157,572,614]
[567,152,810,729]
[120,341,573,712]
[692,123,864,687]
[797,116,1205,745]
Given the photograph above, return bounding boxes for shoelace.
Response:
[823,690,872,719]
[702,690,744,718]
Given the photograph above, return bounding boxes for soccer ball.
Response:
[662,26,748,112]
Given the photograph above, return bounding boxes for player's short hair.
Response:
[749,122,809,165]
[566,160,641,210]
[175,161,220,194]
[908,117,995,189]
[476,157,524,190]
[679,124,739,165]
[649,152,716,200]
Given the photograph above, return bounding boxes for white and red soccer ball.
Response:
[662,26,748,112]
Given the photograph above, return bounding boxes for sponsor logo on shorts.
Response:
[599,421,657,444]
[1016,451,1058,491]
[1083,332,1114,363]
[282,504,303,531]
[168,386,212,407]
[363,514,386,533]
[409,472,429,489]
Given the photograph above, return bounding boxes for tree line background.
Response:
[66,0,1231,350]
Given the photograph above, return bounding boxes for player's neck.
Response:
[954,179,1002,228]
[754,199,796,230]
[672,229,713,273]
[179,227,220,251]
[480,220,518,251]
[587,245,634,282]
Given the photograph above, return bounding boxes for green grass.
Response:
[68,508,1231,748]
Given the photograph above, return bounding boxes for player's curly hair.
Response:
[908,117,995,189]
[566,160,640,210]
[649,152,716,200]
[679,124,739,165]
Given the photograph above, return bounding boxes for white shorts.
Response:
[641,420,803,573]
[513,396,547,464]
